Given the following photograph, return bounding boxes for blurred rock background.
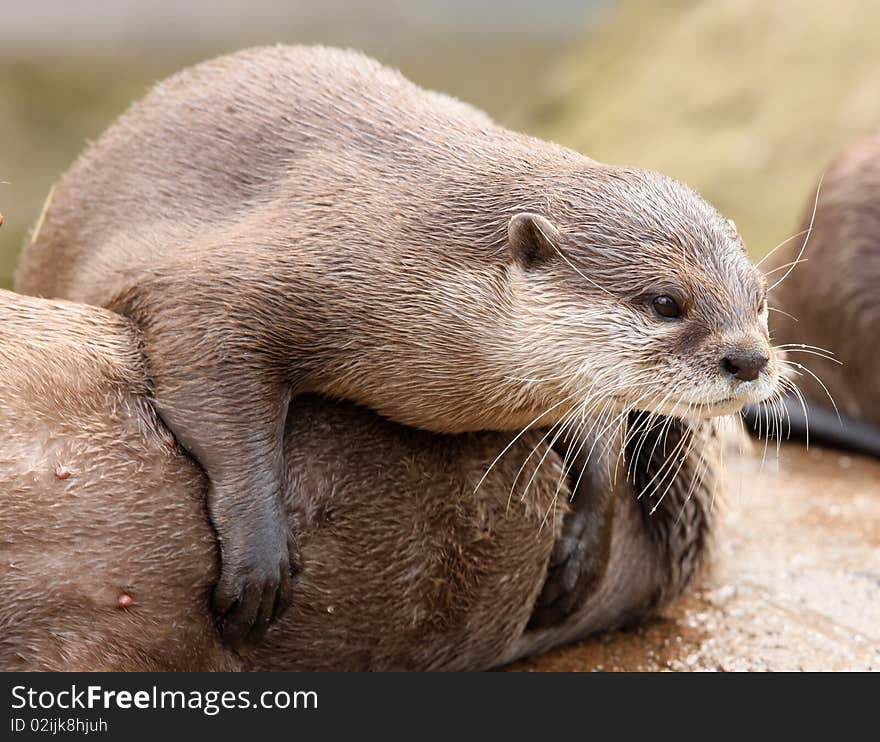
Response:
[2,0,879,289]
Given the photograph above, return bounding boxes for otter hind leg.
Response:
[527,425,621,628]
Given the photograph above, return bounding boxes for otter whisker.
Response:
[779,389,793,446]
[540,401,597,532]
[474,388,583,495]
[589,394,640,459]
[774,343,841,364]
[647,424,693,513]
[768,174,823,292]
[673,424,711,526]
[761,394,782,455]
[768,305,799,322]
[507,399,582,510]
[754,395,765,441]
[607,403,641,487]
[775,342,837,354]
[760,396,772,469]
[548,403,593,509]
[540,401,608,533]
[779,359,841,421]
[642,389,688,486]
[519,401,585,507]
[568,398,623,502]
[762,258,809,277]
[637,414,690,503]
[768,394,782,450]
[628,409,668,484]
[767,390,788,462]
[601,386,663,478]
[654,409,702,513]
[779,374,812,448]
[625,385,682,483]
[777,348,841,364]
[619,411,652,481]
[712,419,725,511]
[622,410,654,481]
[507,415,568,513]
[769,393,786,456]
[638,411,679,493]
[549,396,592,505]
[755,228,810,268]
[550,407,602,519]
[575,399,618,468]
[775,385,794,442]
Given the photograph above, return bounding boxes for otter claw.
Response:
[213,541,297,648]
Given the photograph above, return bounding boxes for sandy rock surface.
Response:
[512,443,880,671]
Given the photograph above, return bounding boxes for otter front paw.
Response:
[212,533,298,647]
[528,509,602,629]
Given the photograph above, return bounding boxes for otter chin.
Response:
[639,363,781,420]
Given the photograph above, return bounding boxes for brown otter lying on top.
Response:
[745,132,880,458]
[16,46,778,641]
[0,289,718,670]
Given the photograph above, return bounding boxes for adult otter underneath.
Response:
[745,133,880,457]
[17,45,777,641]
[0,289,717,670]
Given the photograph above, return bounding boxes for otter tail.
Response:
[742,398,880,459]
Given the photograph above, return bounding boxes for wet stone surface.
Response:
[512,443,880,671]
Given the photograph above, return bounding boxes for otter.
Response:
[744,132,880,458]
[16,45,776,641]
[0,289,717,670]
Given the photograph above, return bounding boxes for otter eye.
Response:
[758,295,767,314]
[652,295,681,319]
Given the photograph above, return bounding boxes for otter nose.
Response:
[721,350,768,382]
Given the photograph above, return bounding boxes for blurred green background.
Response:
[2,0,879,290]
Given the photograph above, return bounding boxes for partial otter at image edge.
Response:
[0,289,718,671]
[744,131,880,459]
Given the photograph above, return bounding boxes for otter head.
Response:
[505,167,779,423]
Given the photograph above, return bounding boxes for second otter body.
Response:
[0,289,717,670]
[18,46,777,640]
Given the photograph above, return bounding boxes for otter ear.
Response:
[507,212,561,268]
